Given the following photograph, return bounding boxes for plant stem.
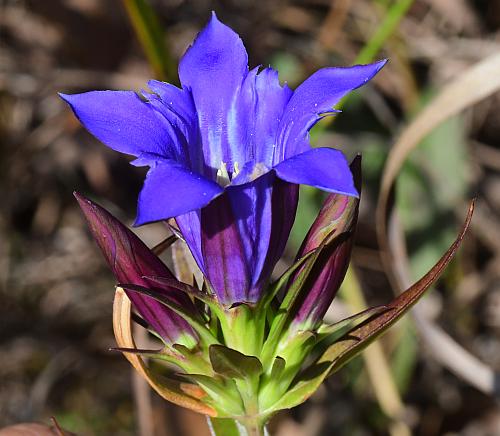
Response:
[237,418,267,436]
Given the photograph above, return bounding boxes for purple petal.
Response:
[275,60,387,161]
[178,12,249,172]
[60,91,177,158]
[74,192,197,344]
[201,193,250,305]
[226,170,299,302]
[226,173,274,302]
[175,210,204,272]
[247,176,298,297]
[135,160,223,226]
[274,147,358,197]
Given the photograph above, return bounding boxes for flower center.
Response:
[216,161,240,187]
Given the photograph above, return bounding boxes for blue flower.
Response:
[60,13,385,306]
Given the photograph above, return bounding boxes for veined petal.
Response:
[274,147,358,197]
[135,161,223,226]
[201,193,250,305]
[275,60,387,161]
[226,173,274,302]
[74,192,197,344]
[231,67,292,167]
[145,82,205,174]
[60,91,176,158]
[253,68,293,166]
[178,12,249,172]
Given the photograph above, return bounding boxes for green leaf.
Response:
[179,373,244,416]
[261,361,332,413]
[209,345,263,380]
[270,356,286,380]
[121,0,177,82]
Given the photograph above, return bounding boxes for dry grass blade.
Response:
[377,52,500,238]
[376,52,500,396]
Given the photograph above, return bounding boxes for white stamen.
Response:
[216,161,230,187]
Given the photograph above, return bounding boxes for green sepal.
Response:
[179,373,244,416]
[209,344,263,380]
[269,356,286,380]
[259,331,316,410]
[260,233,338,365]
[261,361,332,413]
[257,249,316,310]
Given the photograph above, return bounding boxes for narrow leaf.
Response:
[322,201,474,373]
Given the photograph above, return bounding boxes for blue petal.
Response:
[228,67,292,169]
[59,91,176,158]
[273,147,358,197]
[135,161,223,225]
[178,12,249,173]
[253,68,293,165]
[145,81,206,174]
[275,60,387,161]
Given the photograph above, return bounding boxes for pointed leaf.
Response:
[321,201,474,373]
[270,356,286,380]
[316,305,389,342]
[209,344,263,380]
[261,361,332,413]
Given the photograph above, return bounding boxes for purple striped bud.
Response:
[74,192,198,346]
[291,156,361,328]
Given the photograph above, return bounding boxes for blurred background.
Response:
[1,0,500,435]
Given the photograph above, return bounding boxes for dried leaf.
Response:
[112,287,217,416]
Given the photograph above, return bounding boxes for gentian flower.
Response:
[60,13,385,307]
[62,14,475,430]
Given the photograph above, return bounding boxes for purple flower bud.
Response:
[291,157,361,328]
[74,192,197,345]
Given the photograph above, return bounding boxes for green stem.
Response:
[208,417,268,436]
[354,0,414,66]
[237,418,267,436]
[121,0,177,82]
